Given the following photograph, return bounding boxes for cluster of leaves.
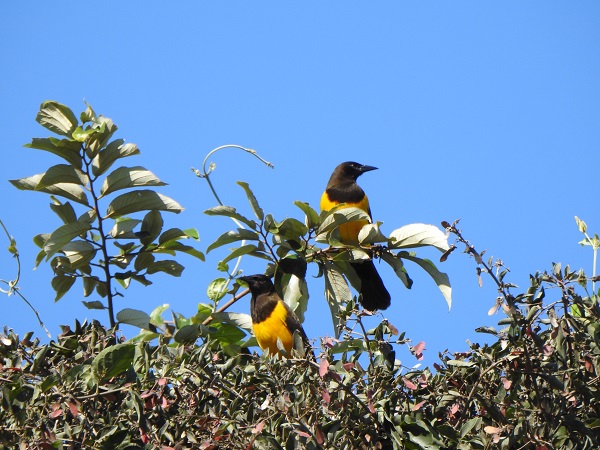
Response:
[200,181,452,338]
[9,101,203,328]
[2,231,599,449]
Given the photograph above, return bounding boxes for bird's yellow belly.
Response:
[252,301,293,356]
[320,192,370,243]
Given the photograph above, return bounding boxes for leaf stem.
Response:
[82,149,116,328]
[192,145,274,297]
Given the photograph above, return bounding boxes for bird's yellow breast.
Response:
[320,191,371,243]
[252,300,294,356]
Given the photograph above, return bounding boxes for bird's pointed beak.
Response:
[359,165,378,173]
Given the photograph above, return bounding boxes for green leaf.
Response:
[204,205,257,229]
[389,223,450,252]
[78,209,97,224]
[183,228,199,240]
[210,312,253,331]
[237,181,264,221]
[146,260,184,277]
[33,163,86,188]
[49,199,77,224]
[92,140,140,177]
[72,125,98,142]
[51,274,76,301]
[279,272,309,323]
[149,304,170,326]
[381,252,413,289]
[317,206,371,236]
[191,303,214,324]
[44,222,92,259]
[140,210,163,245]
[294,201,320,229]
[268,217,308,240]
[210,323,246,344]
[33,233,50,249]
[61,240,97,269]
[575,216,587,234]
[358,222,388,245]
[36,101,79,137]
[460,417,481,438]
[80,101,96,123]
[100,166,167,198]
[83,277,98,297]
[206,229,261,253]
[82,300,106,310]
[134,251,155,271]
[446,359,475,368]
[156,241,205,261]
[174,324,208,343]
[221,243,268,265]
[158,227,187,245]
[10,173,90,206]
[105,190,183,218]
[116,308,152,330]
[86,117,117,157]
[400,252,452,310]
[92,343,136,382]
[207,278,229,301]
[323,261,352,337]
[24,137,82,167]
[110,218,143,239]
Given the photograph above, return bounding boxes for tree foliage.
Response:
[2,102,600,449]
[9,101,204,328]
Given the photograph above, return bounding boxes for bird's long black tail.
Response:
[351,260,391,310]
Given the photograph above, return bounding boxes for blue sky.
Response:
[1,2,599,364]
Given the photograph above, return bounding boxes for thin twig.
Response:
[201,288,251,325]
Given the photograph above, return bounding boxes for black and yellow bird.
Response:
[320,161,391,310]
[239,274,310,357]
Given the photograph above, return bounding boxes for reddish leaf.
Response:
[342,362,355,371]
[501,378,512,390]
[295,430,311,438]
[68,400,78,418]
[410,341,426,360]
[411,400,426,411]
[484,425,503,435]
[403,377,417,390]
[158,377,168,386]
[322,389,331,405]
[368,398,376,414]
[49,408,63,419]
[322,337,337,348]
[141,390,156,399]
[386,320,399,335]
[315,426,325,445]
[252,420,265,434]
[319,359,329,378]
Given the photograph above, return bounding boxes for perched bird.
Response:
[320,161,391,310]
[239,274,310,357]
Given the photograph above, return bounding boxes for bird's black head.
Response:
[335,161,378,181]
[238,274,274,296]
